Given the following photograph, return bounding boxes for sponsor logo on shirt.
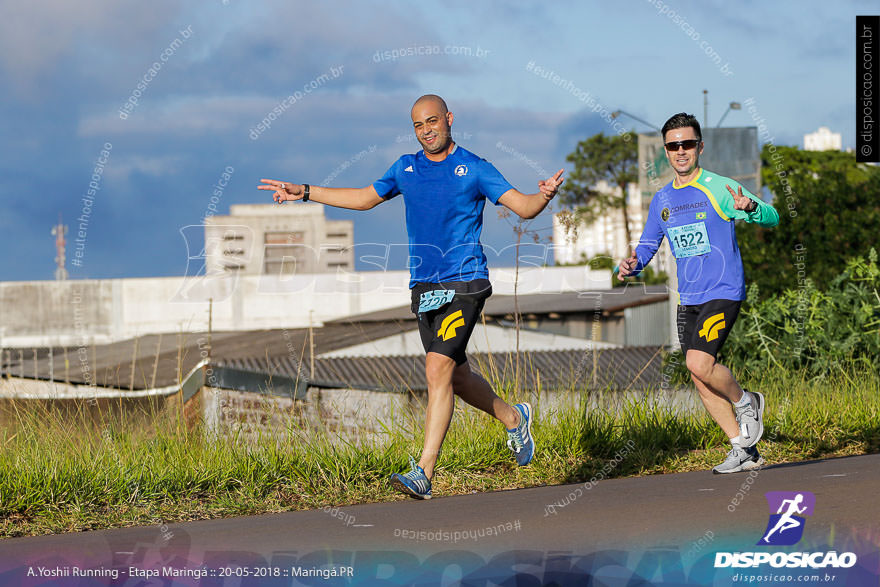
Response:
[454,165,468,177]
[661,207,670,222]
[671,201,708,214]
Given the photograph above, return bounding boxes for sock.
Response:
[730,435,743,447]
[733,391,751,407]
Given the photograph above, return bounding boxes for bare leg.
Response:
[451,362,518,429]
[418,352,457,479]
[690,374,740,439]
[686,349,744,440]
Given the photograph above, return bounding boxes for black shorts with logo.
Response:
[411,278,492,365]
[677,298,741,358]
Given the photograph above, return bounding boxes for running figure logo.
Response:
[759,491,816,546]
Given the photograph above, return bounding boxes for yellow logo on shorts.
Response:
[698,312,726,342]
[438,310,466,341]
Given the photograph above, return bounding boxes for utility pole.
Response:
[703,89,709,128]
[51,214,68,280]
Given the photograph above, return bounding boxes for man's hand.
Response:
[617,251,638,282]
[727,184,756,212]
[538,169,565,200]
[258,179,304,203]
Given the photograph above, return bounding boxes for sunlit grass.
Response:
[1,367,877,537]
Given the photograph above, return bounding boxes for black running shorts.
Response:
[410,279,492,365]
[677,298,741,358]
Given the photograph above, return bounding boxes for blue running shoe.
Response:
[507,402,534,466]
[389,456,432,500]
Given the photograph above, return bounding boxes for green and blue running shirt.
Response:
[633,168,779,305]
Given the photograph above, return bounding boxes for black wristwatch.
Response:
[746,199,757,213]
[302,183,310,202]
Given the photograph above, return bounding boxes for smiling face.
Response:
[411,95,454,160]
[663,125,704,183]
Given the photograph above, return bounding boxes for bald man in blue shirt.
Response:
[260,94,564,498]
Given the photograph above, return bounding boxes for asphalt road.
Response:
[1,454,878,586]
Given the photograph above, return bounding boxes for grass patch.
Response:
[1,368,878,537]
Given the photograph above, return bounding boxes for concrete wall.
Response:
[0,266,609,348]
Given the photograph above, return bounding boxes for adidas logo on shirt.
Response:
[404,165,413,172]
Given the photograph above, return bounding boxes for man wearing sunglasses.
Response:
[618,112,779,474]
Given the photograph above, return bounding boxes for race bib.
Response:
[418,289,455,312]
[668,222,711,258]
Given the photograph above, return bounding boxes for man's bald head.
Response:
[412,94,448,116]
[410,94,454,159]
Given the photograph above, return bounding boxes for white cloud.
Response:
[0,0,180,94]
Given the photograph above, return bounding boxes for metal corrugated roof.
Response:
[328,285,669,323]
[300,346,664,393]
[3,321,663,394]
[1,322,411,391]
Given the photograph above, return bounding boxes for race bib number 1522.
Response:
[668,222,711,258]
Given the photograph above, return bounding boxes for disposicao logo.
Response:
[759,491,814,546]
[714,491,858,570]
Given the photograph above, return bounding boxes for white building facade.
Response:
[552,180,645,265]
[804,127,842,151]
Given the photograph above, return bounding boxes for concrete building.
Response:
[804,126,842,151]
[552,180,644,265]
[205,204,354,276]
[0,265,611,348]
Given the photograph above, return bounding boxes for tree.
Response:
[557,131,639,252]
[737,145,880,298]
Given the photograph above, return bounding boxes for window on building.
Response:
[264,257,298,275]
[265,231,304,244]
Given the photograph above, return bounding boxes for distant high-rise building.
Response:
[804,127,842,151]
[205,204,353,276]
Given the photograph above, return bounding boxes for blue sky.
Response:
[0,0,867,281]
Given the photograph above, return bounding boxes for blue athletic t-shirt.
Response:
[373,145,513,287]
[633,168,779,305]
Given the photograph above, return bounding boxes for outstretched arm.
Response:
[258,179,384,211]
[497,169,565,219]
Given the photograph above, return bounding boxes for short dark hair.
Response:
[662,112,701,142]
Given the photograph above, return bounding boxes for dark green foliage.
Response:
[724,251,880,375]
[738,145,880,297]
